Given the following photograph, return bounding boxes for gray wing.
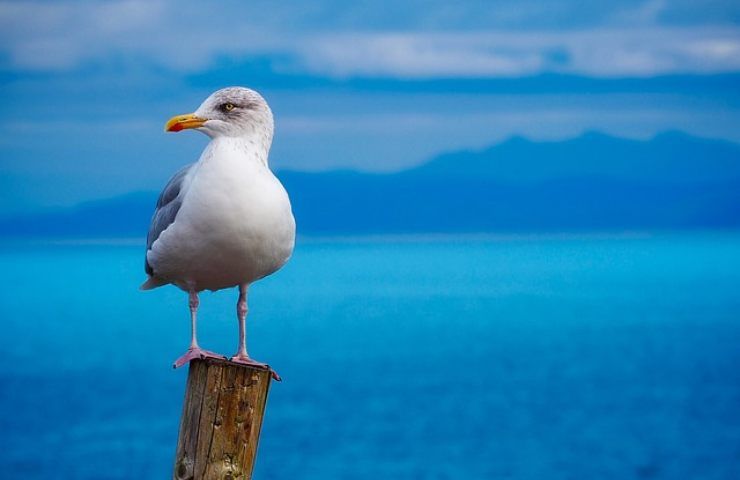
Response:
[145,164,193,275]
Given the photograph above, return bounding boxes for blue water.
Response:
[1,234,739,479]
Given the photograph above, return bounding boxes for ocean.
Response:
[1,233,739,479]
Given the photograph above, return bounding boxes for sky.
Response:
[1,0,740,214]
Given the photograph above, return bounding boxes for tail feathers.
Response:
[140,276,168,291]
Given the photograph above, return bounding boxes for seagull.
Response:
[141,87,295,374]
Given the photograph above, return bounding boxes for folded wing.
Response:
[145,164,193,276]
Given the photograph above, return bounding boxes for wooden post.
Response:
[173,358,273,480]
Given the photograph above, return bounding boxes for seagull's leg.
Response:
[230,284,281,380]
[188,290,200,349]
[231,284,255,362]
[173,290,220,368]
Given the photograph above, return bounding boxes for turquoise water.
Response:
[1,234,739,479]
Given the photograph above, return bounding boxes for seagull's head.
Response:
[164,87,274,140]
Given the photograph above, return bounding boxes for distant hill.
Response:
[2,131,740,237]
[412,131,740,183]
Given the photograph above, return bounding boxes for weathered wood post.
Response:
[173,358,273,480]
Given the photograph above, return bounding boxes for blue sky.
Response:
[2,0,740,213]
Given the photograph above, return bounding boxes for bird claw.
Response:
[172,347,222,369]
[229,354,282,381]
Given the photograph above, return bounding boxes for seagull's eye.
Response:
[222,103,236,112]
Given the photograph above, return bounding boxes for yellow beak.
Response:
[164,113,207,132]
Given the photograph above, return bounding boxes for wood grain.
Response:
[173,358,272,480]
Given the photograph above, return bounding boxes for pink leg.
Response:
[188,290,200,349]
[173,290,222,368]
[230,284,281,380]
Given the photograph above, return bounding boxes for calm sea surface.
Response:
[1,233,739,479]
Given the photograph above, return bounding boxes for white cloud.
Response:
[298,33,545,78]
[2,0,740,77]
[613,0,668,25]
[300,28,740,78]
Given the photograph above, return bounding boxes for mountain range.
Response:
[2,131,739,237]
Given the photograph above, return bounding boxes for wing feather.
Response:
[145,164,193,275]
